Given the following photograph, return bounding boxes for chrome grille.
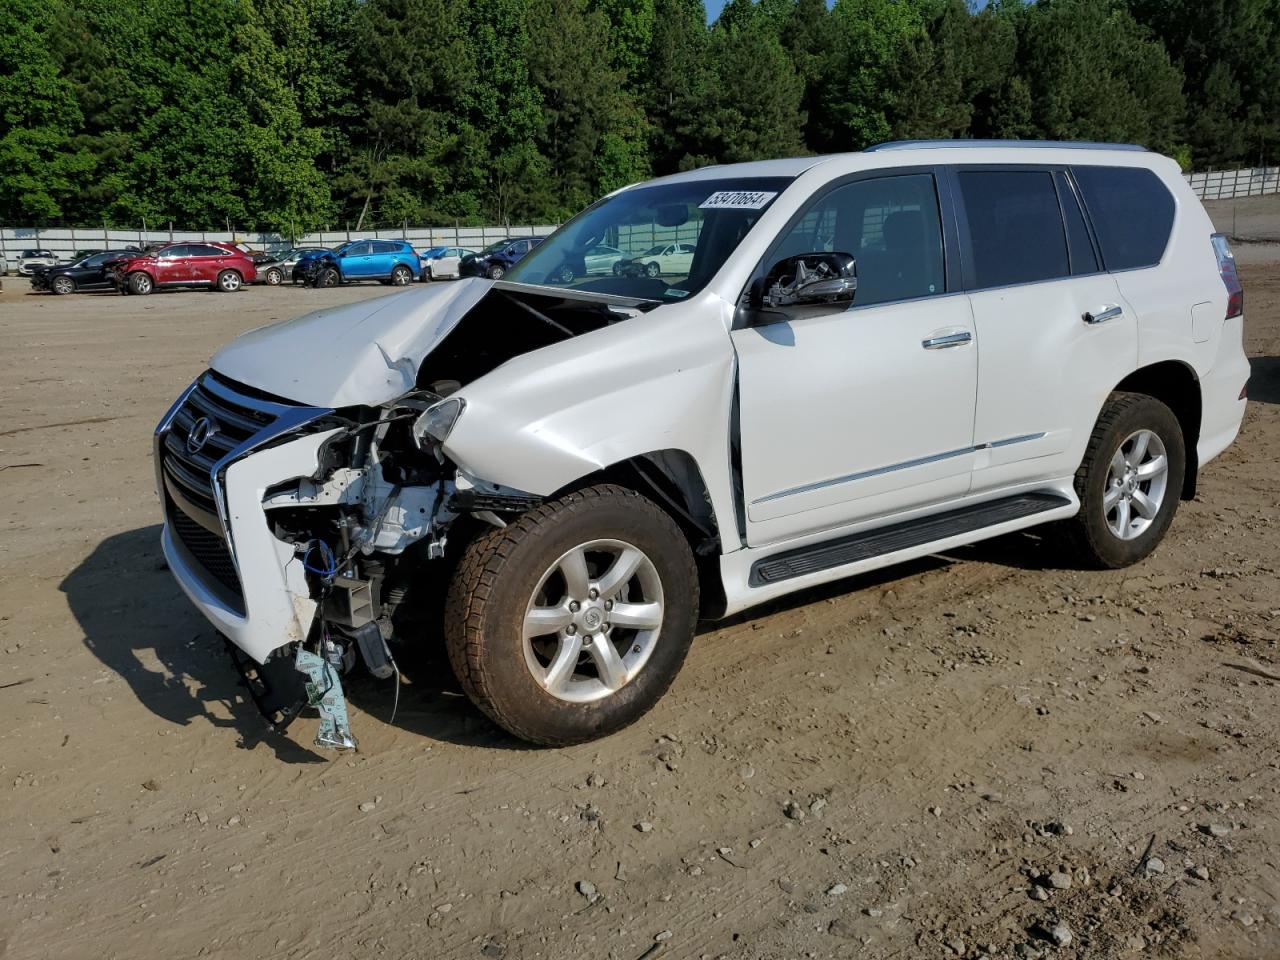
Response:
[160,373,278,515]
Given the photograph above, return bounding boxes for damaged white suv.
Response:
[156,141,1249,748]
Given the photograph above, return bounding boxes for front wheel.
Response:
[1061,392,1185,568]
[215,270,242,292]
[264,267,283,285]
[52,275,75,295]
[487,264,505,280]
[128,272,154,295]
[445,484,698,745]
[316,267,340,288]
[645,261,661,278]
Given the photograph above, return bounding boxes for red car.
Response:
[111,242,257,295]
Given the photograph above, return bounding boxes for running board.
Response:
[749,492,1071,586]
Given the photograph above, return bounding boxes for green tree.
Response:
[645,0,715,172]
[704,15,805,162]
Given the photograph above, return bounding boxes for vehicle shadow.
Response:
[1249,356,1280,404]
[61,525,326,763]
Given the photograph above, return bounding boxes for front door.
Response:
[733,170,978,547]
[155,245,190,284]
[342,241,376,278]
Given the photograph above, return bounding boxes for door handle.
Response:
[922,331,972,350]
[1083,304,1123,325]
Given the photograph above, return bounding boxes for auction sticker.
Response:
[699,190,778,210]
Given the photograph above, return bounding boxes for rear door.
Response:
[952,166,1137,494]
[188,244,229,283]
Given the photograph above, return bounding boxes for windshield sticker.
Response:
[699,190,778,210]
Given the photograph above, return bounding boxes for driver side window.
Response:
[775,174,945,308]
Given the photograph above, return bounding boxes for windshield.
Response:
[504,177,793,301]
[479,240,509,254]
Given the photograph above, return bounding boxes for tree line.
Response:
[3,0,1277,233]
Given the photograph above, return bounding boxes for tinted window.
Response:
[345,242,372,256]
[1054,172,1098,275]
[372,240,401,254]
[774,173,945,307]
[160,245,190,258]
[1073,166,1174,271]
[191,244,227,257]
[958,170,1069,288]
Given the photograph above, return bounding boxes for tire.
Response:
[645,261,661,278]
[422,267,433,282]
[1061,391,1185,569]
[215,270,242,293]
[612,263,623,276]
[264,267,283,285]
[554,264,575,284]
[487,264,506,280]
[445,484,698,746]
[51,275,75,295]
[316,267,340,288]
[391,265,413,286]
[128,272,154,295]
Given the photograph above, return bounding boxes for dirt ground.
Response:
[1,258,1278,960]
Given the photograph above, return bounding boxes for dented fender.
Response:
[441,292,740,541]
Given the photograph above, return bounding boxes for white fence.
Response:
[1184,166,1279,200]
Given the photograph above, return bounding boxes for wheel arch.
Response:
[548,449,726,617]
[1113,360,1201,499]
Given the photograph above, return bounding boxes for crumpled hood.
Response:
[210,279,491,408]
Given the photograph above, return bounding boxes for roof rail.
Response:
[865,139,1148,153]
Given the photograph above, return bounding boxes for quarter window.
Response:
[773,173,945,307]
[957,170,1070,289]
[1072,166,1174,271]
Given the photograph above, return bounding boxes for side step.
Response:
[749,492,1070,586]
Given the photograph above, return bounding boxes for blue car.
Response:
[295,239,421,287]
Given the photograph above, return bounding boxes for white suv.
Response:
[155,141,1249,749]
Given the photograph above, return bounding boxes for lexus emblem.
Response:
[186,416,217,455]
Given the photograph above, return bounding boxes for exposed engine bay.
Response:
[208,285,659,746]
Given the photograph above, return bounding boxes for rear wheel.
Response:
[215,270,242,292]
[391,265,413,285]
[1061,392,1185,568]
[445,485,698,745]
[264,267,283,285]
[52,275,75,295]
[128,272,154,295]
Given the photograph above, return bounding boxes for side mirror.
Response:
[756,252,857,308]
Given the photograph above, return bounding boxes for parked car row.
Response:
[20,234,689,295]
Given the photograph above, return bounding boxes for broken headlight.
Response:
[411,396,466,449]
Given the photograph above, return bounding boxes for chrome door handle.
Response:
[1083,304,1123,325]
[922,331,972,350]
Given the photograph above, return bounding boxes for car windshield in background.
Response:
[504,177,794,302]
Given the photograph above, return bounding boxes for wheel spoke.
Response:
[596,547,644,598]
[542,634,583,693]
[1103,485,1124,510]
[1127,431,1150,467]
[587,636,627,690]
[1131,489,1159,520]
[1114,497,1131,534]
[559,548,590,599]
[524,605,573,639]
[1136,454,1167,480]
[609,601,662,630]
[1110,448,1127,481]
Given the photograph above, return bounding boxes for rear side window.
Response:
[1072,166,1174,270]
[957,169,1069,289]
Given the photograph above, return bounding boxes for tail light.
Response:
[1211,233,1243,319]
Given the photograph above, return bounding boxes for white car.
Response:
[615,241,695,277]
[17,249,59,275]
[155,141,1248,750]
[582,244,625,274]
[419,246,477,280]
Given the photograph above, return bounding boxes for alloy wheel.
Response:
[522,539,665,704]
[1104,429,1169,541]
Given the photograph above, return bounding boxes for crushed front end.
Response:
[154,369,495,750]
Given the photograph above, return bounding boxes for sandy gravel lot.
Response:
[1,260,1278,960]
